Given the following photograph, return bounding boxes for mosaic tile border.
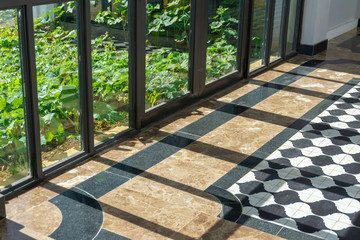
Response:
[212,78,360,240]
[227,82,360,240]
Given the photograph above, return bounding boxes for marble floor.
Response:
[1,28,360,240]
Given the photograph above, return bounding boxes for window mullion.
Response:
[19,5,43,180]
[189,0,208,97]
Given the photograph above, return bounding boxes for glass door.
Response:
[145,0,191,110]
[33,2,83,168]
[249,0,269,72]
[270,0,285,63]
[205,0,241,84]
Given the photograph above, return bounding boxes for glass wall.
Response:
[33,2,82,168]
[206,0,240,83]
[91,0,130,144]
[145,0,191,109]
[0,9,29,189]
[0,0,304,194]
[286,0,299,55]
[270,0,284,62]
[249,0,269,71]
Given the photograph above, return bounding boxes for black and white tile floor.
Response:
[229,85,360,240]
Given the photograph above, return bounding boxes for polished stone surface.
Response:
[1,28,360,239]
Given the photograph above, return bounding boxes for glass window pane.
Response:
[206,0,240,83]
[0,9,29,189]
[91,0,130,144]
[250,0,269,72]
[33,3,81,168]
[286,0,299,55]
[270,0,284,62]
[145,0,190,110]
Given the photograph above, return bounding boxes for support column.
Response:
[299,0,330,55]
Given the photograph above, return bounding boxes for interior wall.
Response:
[301,0,359,46]
[328,0,358,30]
[326,0,359,39]
[300,0,329,46]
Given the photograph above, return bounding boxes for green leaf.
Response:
[10,108,24,119]
[210,21,222,29]
[0,97,6,111]
[45,130,55,142]
[43,113,55,125]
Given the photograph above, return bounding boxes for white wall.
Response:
[301,0,360,46]
[328,0,358,30]
[326,0,359,39]
[301,0,330,46]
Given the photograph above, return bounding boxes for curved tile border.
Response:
[205,185,242,222]
[49,187,103,240]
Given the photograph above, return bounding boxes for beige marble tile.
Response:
[306,67,357,83]
[158,106,217,134]
[157,81,261,134]
[48,159,110,189]
[9,201,62,237]
[99,187,200,234]
[101,214,177,240]
[6,189,50,220]
[253,90,322,119]
[180,142,248,172]
[273,62,301,72]
[121,173,222,217]
[0,220,53,240]
[146,156,227,190]
[175,213,283,240]
[215,82,260,104]
[100,127,170,162]
[252,70,285,83]
[199,115,285,156]
[288,76,343,96]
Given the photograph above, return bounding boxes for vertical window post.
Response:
[77,0,94,153]
[18,6,43,180]
[128,0,146,130]
[189,0,208,97]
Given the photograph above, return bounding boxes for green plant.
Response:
[0,2,249,179]
[0,19,27,176]
[145,48,188,107]
[250,34,263,60]
[146,0,191,47]
[95,0,128,41]
[206,5,238,81]
[209,6,238,43]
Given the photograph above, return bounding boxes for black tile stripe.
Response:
[47,60,325,239]
[49,188,103,240]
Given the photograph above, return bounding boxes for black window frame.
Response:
[0,0,304,198]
